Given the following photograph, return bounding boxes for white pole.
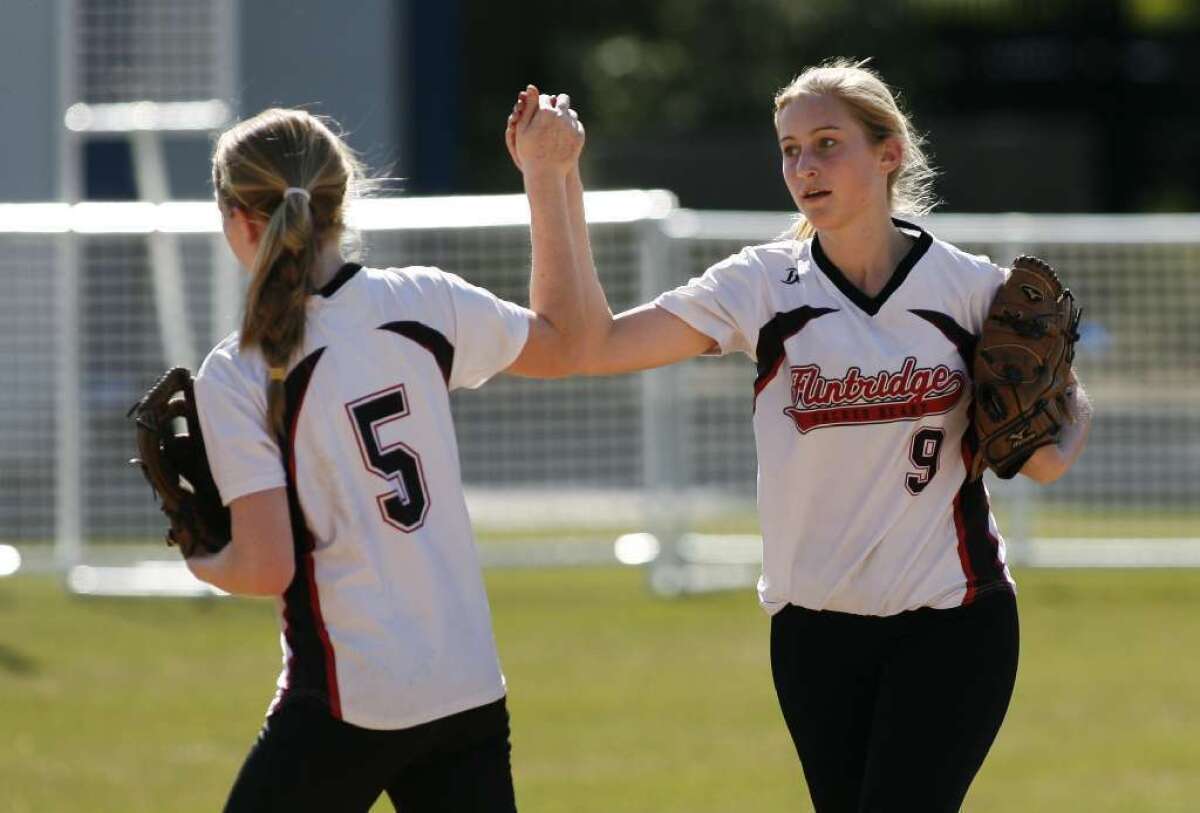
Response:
[636,217,689,595]
[54,0,82,570]
[132,130,199,369]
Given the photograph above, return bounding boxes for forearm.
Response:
[1021,379,1093,484]
[526,169,584,357]
[1056,381,1093,469]
[186,538,292,597]
[565,168,612,322]
[564,168,625,370]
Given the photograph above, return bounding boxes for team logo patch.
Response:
[1007,424,1038,446]
[783,356,966,434]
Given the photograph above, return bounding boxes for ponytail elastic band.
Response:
[269,367,287,381]
[284,187,311,203]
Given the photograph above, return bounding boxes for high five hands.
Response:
[505,85,585,175]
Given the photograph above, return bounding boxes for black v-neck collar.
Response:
[317,262,363,298]
[810,218,932,317]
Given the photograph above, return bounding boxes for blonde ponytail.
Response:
[212,109,363,437]
[239,190,321,435]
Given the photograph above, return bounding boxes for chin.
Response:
[799,209,837,232]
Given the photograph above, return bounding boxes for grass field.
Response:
[2,566,1198,812]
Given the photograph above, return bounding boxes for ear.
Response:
[229,206,265,249]
[877,135,903,175]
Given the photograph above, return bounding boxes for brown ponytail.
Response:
[211,109,363,437]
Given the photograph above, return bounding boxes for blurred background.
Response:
[0,1,1198,811]
[4,0,1199,209]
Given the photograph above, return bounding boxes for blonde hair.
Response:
[774,58,937,240]
[212,108,363,436]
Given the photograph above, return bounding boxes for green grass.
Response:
[1021,507,1200,539]
[484,505,1200,543]
[1,567,1198,812]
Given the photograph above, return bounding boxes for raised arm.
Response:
[505,88,714,379]
[562,163,715,375]
[502,86,586,378]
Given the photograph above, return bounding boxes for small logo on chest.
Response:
[783,356,965,434]
[781,267,800,285]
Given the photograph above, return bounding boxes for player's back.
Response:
[196,262,530,729]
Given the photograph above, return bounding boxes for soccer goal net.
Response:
[651,210,1200,591]
[0,200,1196,592]
[0,192,677,590]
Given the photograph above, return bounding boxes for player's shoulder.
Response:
[924,231,1006,283]
[739,239,797,268]
[707,239,798,282]
[360,265,499,339]
[359,263,437,289]
[196,330,264,396]
[198,330,249,375]
[369,264,476,299]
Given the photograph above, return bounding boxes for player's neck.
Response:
[815,213,913,298]
[310,241,349,291]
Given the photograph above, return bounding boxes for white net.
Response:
[1,200,1196,577]
[0,237,59,542]
[0,193,674,574]
[75,0,234,105]
[658,212,1200,583]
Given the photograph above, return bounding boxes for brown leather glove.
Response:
[128,367,231,557]
[971,256,1082,480]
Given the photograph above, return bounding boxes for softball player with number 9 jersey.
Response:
[510,62,1092,811]
[185,94,584,812]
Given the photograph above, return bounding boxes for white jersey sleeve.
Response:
[950,250,1008,335]
[438,270,531,390]
[193,338,287,505]
[964,255,1009,336]
[653,246,771,359]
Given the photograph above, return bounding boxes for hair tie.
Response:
[269,366,287,381]
[283,187,311,203]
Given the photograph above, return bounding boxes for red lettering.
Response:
[783,357,966,432]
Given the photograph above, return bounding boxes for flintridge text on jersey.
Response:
[783,356,965,434]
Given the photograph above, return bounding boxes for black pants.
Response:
[223,697,517,813]
[770,590,1019,813]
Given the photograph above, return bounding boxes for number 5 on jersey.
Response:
[346,384,430,531]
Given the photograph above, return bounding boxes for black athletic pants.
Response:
[770,590,1019,813]
[223,697,517,813]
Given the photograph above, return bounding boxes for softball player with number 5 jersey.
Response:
[185,93,584,812]
[509,62,1092,811]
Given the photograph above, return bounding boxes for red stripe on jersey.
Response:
[278,348,342,719]
[302,549,341,718]
[962,434,1007,586]
[754,354,787,402]
[952,497,977,604]
[286,368,342,719]
[752,306,838,411]
[954,437,978,605]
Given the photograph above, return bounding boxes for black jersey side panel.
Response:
[754,306,838,406]
[379,321,455,385]
[909,309,977,370]
[909,309,1007,603]
[277,348,342,717]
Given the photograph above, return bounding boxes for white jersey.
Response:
[195,263,530,730]
[656,220,1015,617]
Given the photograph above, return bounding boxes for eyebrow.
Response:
[778,125,841,143]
